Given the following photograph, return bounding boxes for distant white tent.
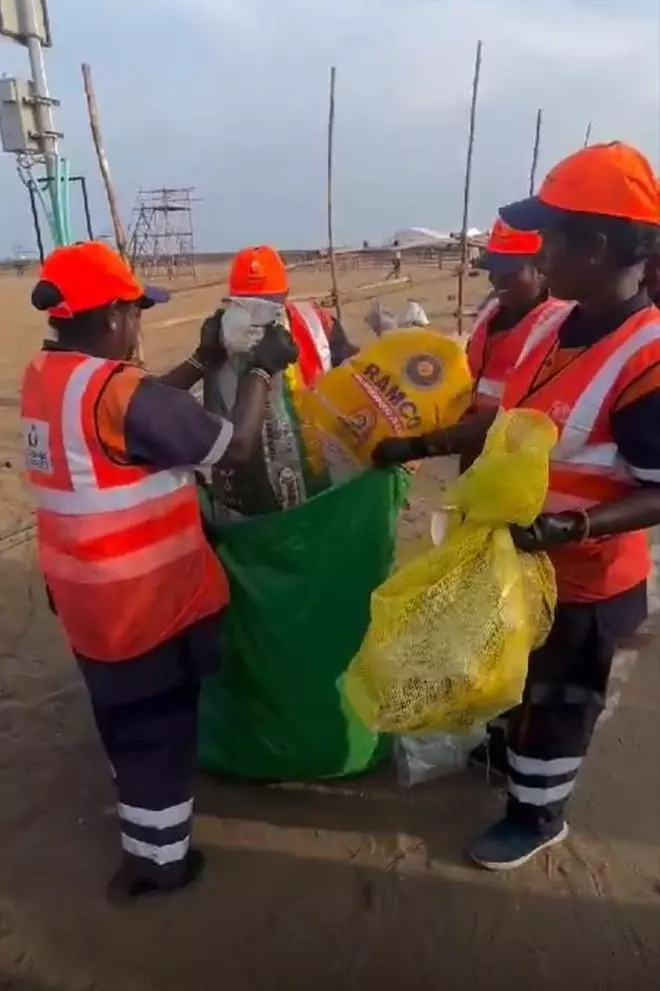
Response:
[385,227,453,248]
[384,226,484,249]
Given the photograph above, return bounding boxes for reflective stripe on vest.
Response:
[467,297,501,375]
[552,320,660,460]
[475,377,504,399]
[503,306,660,599]
[470,298,571,406]
[514,301,577,368]
[26,356,193,515]
[21,351,228,660]
[289,301,333,372]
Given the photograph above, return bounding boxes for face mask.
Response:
[221,298,286,354]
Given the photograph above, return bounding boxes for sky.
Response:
[0,0,658,255]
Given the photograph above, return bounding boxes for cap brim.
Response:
[138,285,171,309]
[480,251,537,275]
[499,196,565,232]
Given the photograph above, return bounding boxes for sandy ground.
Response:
[1,261,659,990]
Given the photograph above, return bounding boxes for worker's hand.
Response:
[510,512,588,553]
[250,322,299,376]
[372,436,428,467]
[195,309,228,368]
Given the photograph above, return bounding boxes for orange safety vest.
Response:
[503,303,660,602]
[21,350,230,661]
[467,296,570,409]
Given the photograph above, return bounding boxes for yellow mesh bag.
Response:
[343,409,558,734]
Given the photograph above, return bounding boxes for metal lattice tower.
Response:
[128,187,198,280]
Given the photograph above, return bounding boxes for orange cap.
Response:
[32,241,169,318]
[500,142,660,230]
[229,245,289,298]
[486,219,542,255]
[480,219,542,275]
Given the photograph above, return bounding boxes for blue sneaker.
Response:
[469,817,569,871]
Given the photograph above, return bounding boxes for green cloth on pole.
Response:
[199,468,409,781]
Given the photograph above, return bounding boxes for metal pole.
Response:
[19,0,57,205]
[77,176,95,240]
[457,40,483,337]
[27,181,45,262]
[327,66,342,323]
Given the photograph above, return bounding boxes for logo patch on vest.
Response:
[23,419,52,474]
[403,353,443,390]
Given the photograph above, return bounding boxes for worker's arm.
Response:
[372,409,496,467]
[96,324,298,470]
[156,310,228,391]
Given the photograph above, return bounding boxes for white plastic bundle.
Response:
[221,298,287,355]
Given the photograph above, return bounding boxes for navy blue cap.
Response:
[499,196,567,233]
[139,285,171,309]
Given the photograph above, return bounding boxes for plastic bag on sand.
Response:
[401,301,429,327]
[342,409,558,735]
[365,299,399,335]
[396,727,486,787]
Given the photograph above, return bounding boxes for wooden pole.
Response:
[81,64,128,259]
[327,66,342,322]
[529,108,543,196]
[457,41,483,336]
[583,121,593,148]
[81,63,144,364]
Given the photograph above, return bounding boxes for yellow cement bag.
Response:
[299,330,472,478]
[343,409,558,734]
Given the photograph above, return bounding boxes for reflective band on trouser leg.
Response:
[93,678,201,885]
[507,747,582,823]
[119,798,193,871]
[506,692,608,837]
[505,610,617,837]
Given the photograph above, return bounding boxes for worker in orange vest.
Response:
[372,142,660,869]
[205,244,357,516]
[467,219,570,410]
[21,242,299,901]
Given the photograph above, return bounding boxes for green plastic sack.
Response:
[199,468,409,780]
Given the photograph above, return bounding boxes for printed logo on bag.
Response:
[22,419,53,474]
[345,406,377,443]
[403,353,443,391]
[355,365,423,430]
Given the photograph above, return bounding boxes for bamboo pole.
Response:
[81,63,144,364]
[457,41,483,336]
[529,108,543,196]
[327,66,342,323]
[583,121,593,148]
[81,64,128,259]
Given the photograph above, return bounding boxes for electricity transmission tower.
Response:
[128,187,198,280]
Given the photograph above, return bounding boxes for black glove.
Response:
[196,309,228,368]
[372,435,430,467]
[510,512,589,552]
[250,321,299,376]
